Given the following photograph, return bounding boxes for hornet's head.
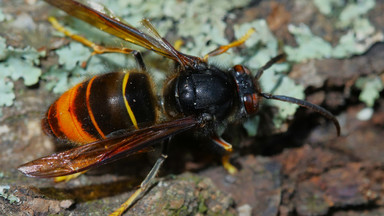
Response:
[231,54,341,136]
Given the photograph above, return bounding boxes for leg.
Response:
[173,39,184,51]
[203,28,256,62]
[54,171,86,183]
[109,141,169,216]
[254,53,285,80]
[130,50,146,71]
[211,135,237,175]
[48,17,146,71]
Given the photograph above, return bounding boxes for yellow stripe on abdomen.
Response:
[122,72,139,129]
[86,76,106,139]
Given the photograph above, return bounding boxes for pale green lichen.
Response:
[0,8,12,22]
[284,24,333,62]
[332,18,382,58]
[42,66,82,94]
[0,36,6,60]
[334,0,382,57]
[1,51,43,86]
[337,0,375,28]
[288,0,381,62]
[313,0,344,15]
[233,20,279,66]
[0,37,44,86]
[0,79,14,107]
[284,21,379,61]
[287,1,383,107]
[42,41,134,93]
[41,42,91,93]
[56,42,92,71]
[313,0,375,27]
[0,9,5,22]
[243,116,260,137]
[0,36,45,114]
[355,76,384,107]
[259,63,305,129]
[0,185,21,205]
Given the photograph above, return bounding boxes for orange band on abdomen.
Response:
[53,83,97,144]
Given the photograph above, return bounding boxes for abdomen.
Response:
[43,71,157,144]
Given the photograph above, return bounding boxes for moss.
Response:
[197,195,208,213]
[172,205,188,216]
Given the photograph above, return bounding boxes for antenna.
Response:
[255,54,341,136]
[260,93,341,136]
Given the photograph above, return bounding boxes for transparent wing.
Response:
[44,0,201,68]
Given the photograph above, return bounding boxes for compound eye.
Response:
[233,65,251,75]
[243,93,259,115]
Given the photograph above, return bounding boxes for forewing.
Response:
[44,0,183,62]
[18,117,198,178]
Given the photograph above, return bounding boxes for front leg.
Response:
[211,135,238,175]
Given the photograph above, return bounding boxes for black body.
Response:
[163,64,251,122]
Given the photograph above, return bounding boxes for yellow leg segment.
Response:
[222,154,237,175]
[212,136,238,174]
[109,154,167,216]
[109,187,144,216]
[203,28,256,61]
[48,17,135,56]
[173,39,184,51]
[54,171,86,183]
